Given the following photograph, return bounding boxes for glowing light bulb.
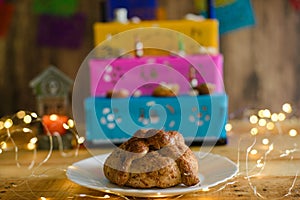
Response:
[251,127,258,135]
[249,115,258,124]
[4,119,13,129]
[63,123,70,130]
[23,115,32,124]
[263,109,271,118]
[49,114,58,121]
[23,128,32,133]
[289,129,297,137]
[1,142,7,149]
[16,110,26,119]
[271,113,279,122]
[262,138,269,145]
[31,112,38,118]
[250,149,258,155]
[67,119,75,128]
[282,103,292,113]
[78,136,85,144]
[278,113,286,121]
[258,110,265,118]
[225,123,232,132]
[30,137,38,144]
[27,143,36,150]
[258,119,267,127]
[266,122,275,130]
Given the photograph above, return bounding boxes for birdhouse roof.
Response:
[29,65,74,97]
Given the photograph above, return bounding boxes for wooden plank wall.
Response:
[221,0,300,116]
[0,0,299,117]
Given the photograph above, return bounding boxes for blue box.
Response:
[104,0,158,21]
[85,94,227,146]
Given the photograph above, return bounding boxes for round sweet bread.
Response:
[103,129,200,188]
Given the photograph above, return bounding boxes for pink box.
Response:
[89,54,224,97]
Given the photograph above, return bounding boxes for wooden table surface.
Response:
[1,121,300,200]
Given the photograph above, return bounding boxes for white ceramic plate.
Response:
[66,152,238,197]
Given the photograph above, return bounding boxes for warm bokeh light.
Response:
[258,118,267,127]
[278,113,286,121]
[67,119,75,128]
[31,112,38,118]
[23,128,32,133]
[225,123,232,132]
[262,138,269,145]
[78,136,85,144]
[266,122,275,130]
[49,114,58,121]
[289,129,297,137]
[16,110,26,119]
[30,137,38,144]
[257,109,272,119]
[282,103,292,113]
[250,127,258,135]
[4,119,13,129]
[250,149,258,155]
[63,123,70,130]
[1,142,7,149]
[27,143,36,150]
[271,113,279,122]
[23,115,32,124]
[262,109,271,118]
[258,110,265,118]
[249,115,258,124]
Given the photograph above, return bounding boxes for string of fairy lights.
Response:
[249,103,294,134]
[0,110,84,156]
[0,103,299,199]
[225,103,296,136]
[224,102,300,198]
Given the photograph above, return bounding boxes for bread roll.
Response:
[103,129,200,188]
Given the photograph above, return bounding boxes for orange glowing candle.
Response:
[42,114,68,135]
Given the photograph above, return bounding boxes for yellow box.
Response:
[93,19,219,55]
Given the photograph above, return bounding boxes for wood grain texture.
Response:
[221,0,300,113]
[1,125,300,200]
[1,176,300,200]
[0,0,299,116]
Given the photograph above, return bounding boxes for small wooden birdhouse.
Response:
[29,65,73,116]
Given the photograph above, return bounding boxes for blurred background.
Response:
[0,0,299,117]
